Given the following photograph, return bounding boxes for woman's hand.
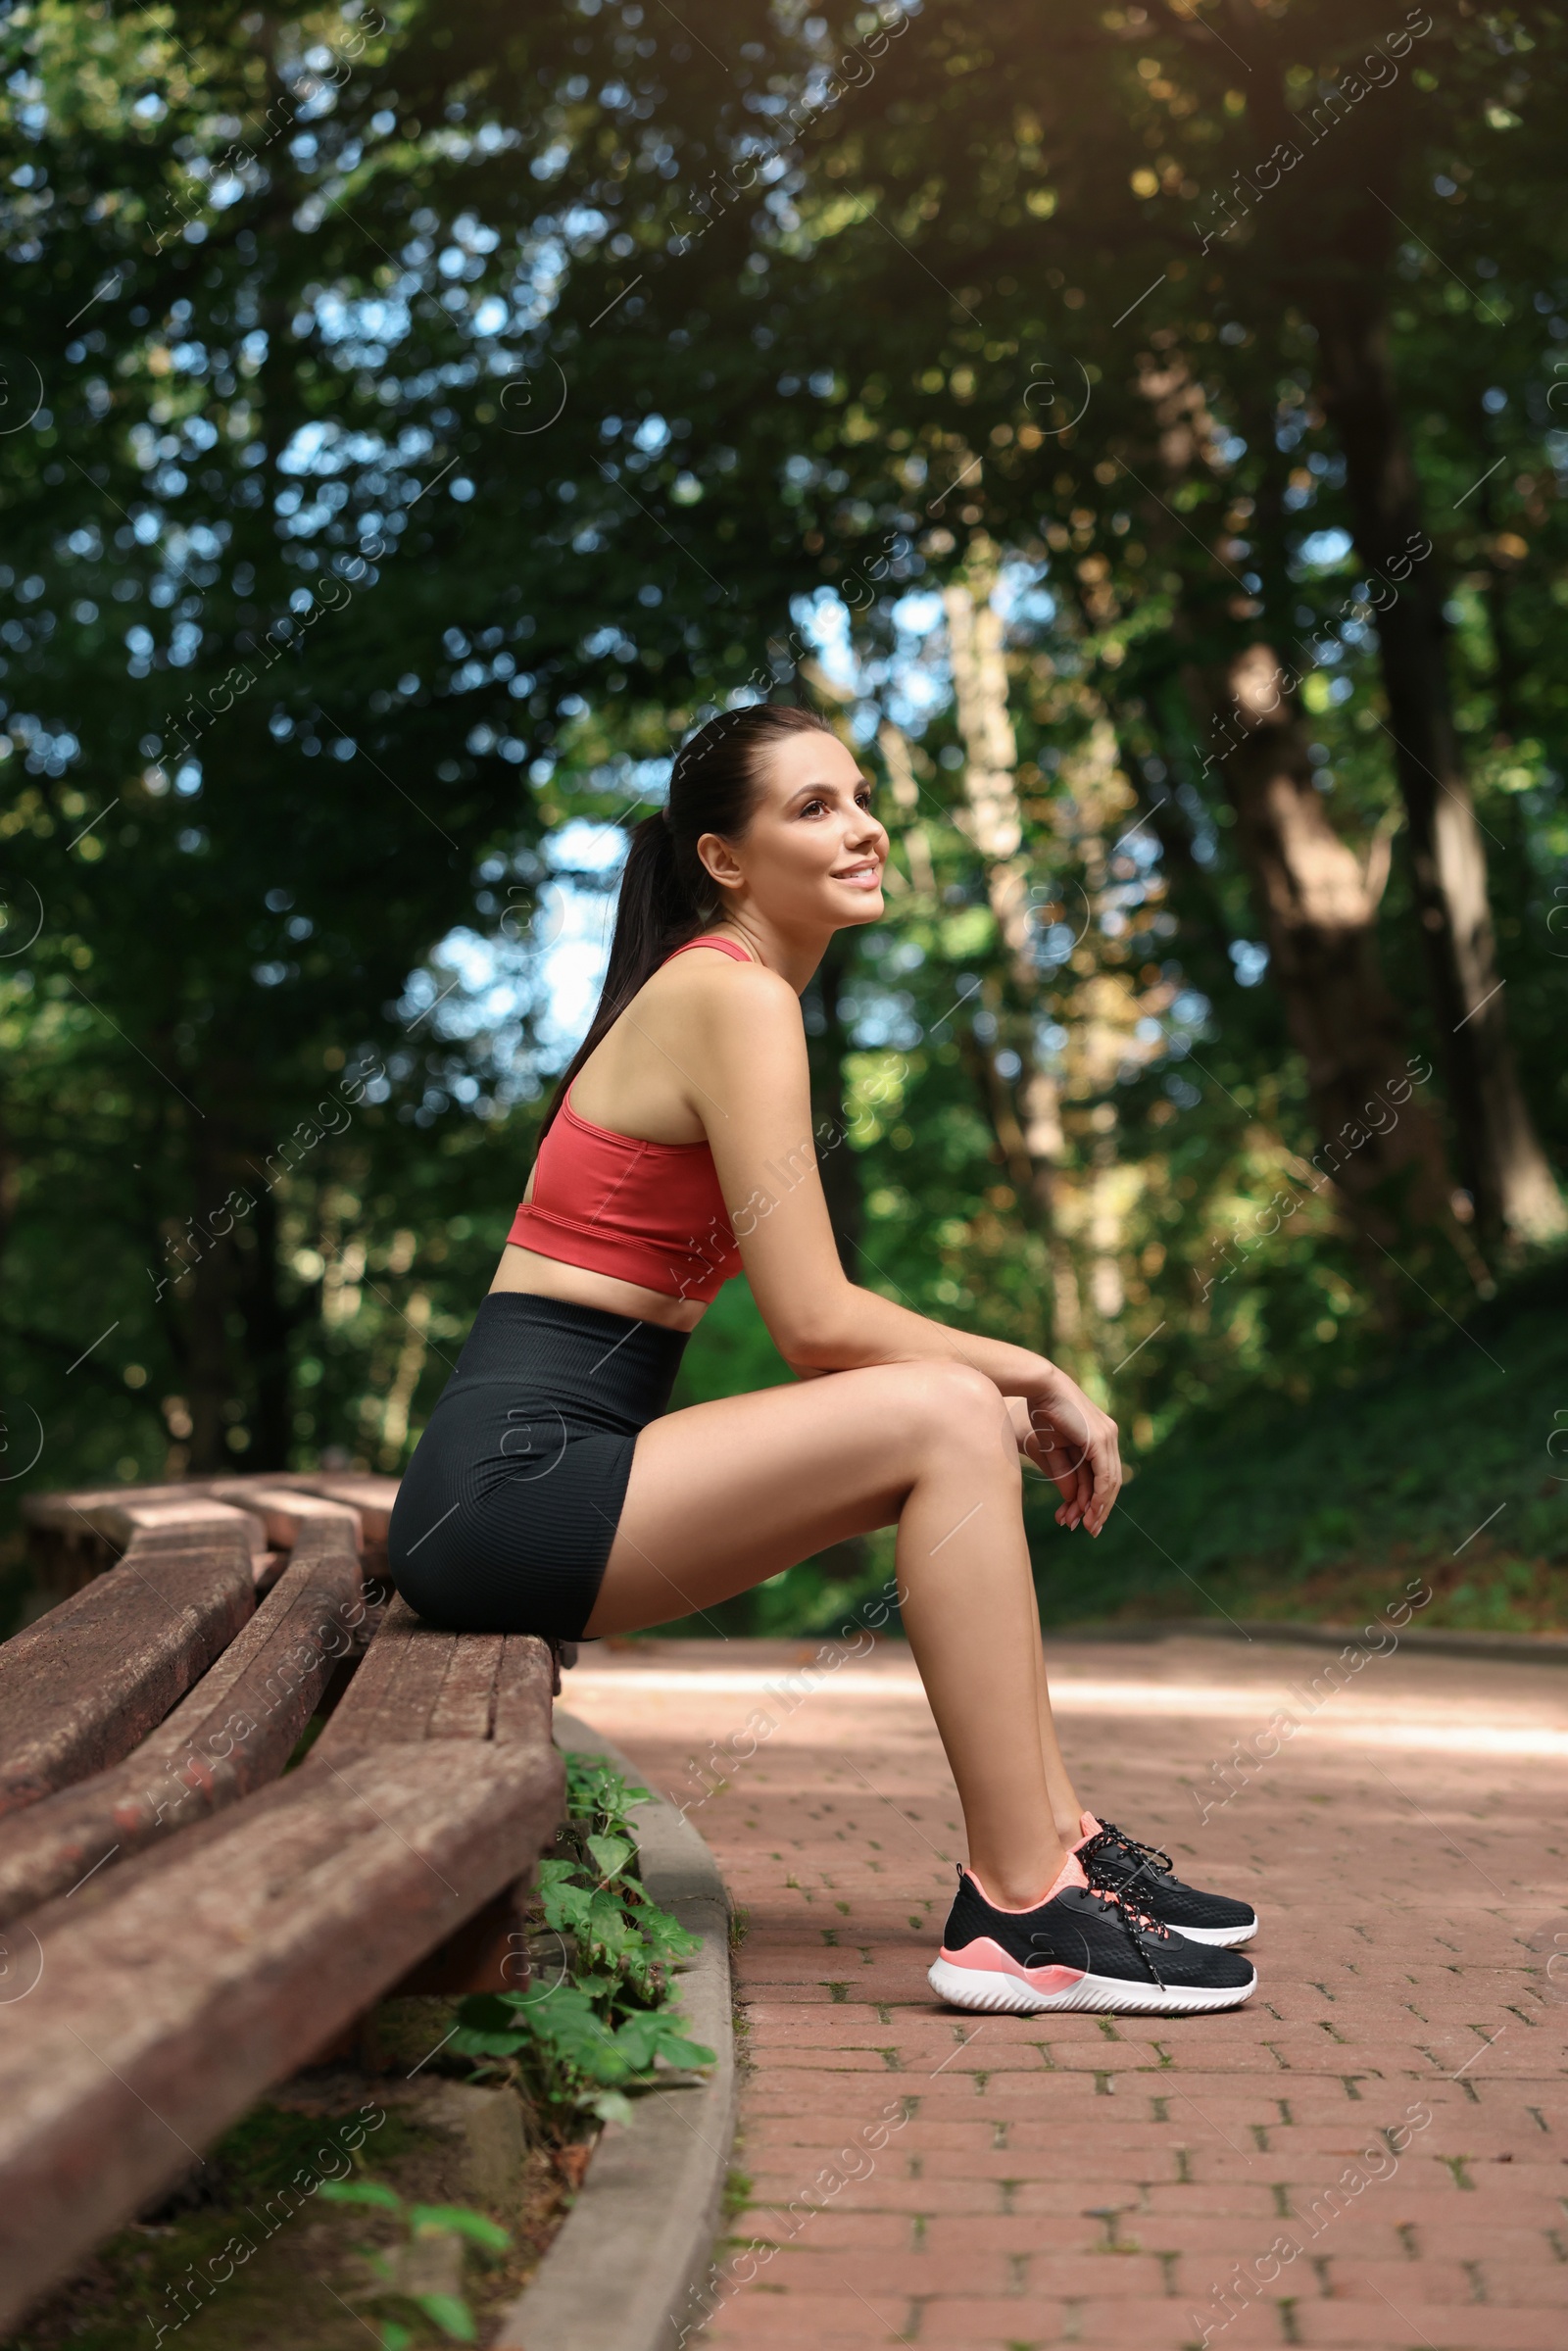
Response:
[1007,1366,1122,1538]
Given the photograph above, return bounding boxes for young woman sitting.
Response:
[389,706,1257,2015]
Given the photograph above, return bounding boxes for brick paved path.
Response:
[564,1632,1568,2351]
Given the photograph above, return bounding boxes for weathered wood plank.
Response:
[426,1635,505,1740]
[304,1588,417,1725]
[309,1596,462,1757]
[494,1634,560,1751]
[214,1470,398,1530]
[0,1532,255,1819]
[369,1607,462,1734]
[0,1737,564,2329]
[21,1494,262,1564]
[209,1483,364,1556]
[20,1482,223,1534]
[289,1473,399,1543]
[0,1516,362,1923]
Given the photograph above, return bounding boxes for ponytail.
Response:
[538,704,830,1138]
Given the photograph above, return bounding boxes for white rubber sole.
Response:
[1167,1916,1257,1949]
[928,1955,1256,2016]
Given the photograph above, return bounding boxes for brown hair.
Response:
[538,704,832,1138]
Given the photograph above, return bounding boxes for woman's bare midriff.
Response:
[489,1241,710,1333]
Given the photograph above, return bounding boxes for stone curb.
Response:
[1056,1618,1568,1666]
[490,1709,736,2351]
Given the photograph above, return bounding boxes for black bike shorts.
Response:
[387,1291,689,1639]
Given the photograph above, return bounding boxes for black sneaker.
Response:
[1074,1812,1257,1948]
[929,1852,1256,2017]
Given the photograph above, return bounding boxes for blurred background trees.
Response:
[3,0,1565,1633]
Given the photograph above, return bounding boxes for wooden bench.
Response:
[0,1473,566,2331]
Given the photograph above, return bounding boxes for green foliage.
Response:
[2,0,1565,1643]
[1033,1254,1568,1632]
[450,1755,715,2128]
[318,2178,510,2347]
[0,2095,434,2350]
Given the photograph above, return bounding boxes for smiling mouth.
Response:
[833,861,882,883]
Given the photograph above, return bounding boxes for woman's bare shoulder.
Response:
[650,947,800,1013]
[646,948,803,1071]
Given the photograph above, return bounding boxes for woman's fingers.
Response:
[1082,1421,1122,1536]
[1025,1436,1074,1514]
[1021,1377,1120,1534]
[1049,1465,1083,1526]
[1038,1415,1120,1535]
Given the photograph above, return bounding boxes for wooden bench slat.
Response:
[20,1482,225,1533]
[24,1494,264,1563]
[309,1596,459,1755]
[299,1470,399,1524]
[0,1516,362,1924]
[377,1616,466,1735]
[495,1630,561,1744]
[0,1737,563,2329]
[208,1483,364,1555]
[0,1531,256,1819]
[298,1586,412,1726]
[271,1472,400,1542]
[426,1633,506,1740]
[135,1509,363,1766]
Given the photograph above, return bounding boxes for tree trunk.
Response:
[943,570,1058,1243]
[945,568,1101,1364]
[180,1225,233,1475]
[1217,646,1483,1278]
[1310,277,1564,1245]
[236,1181,294,1471]
[877,723,936,895]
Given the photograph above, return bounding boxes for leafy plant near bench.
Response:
[318,2179,510,2348]
[451,1752,716,2128]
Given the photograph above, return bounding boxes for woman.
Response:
[389,705,1256,2015]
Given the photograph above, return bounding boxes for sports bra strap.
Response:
[661,934,755,966]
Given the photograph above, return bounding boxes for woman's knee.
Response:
[890,1360,1014,1456]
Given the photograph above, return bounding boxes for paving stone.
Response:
[564,1632,1568,2347]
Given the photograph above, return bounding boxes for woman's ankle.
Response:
[968,1842,1071,1912]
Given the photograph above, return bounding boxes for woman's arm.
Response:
[692,963,1122,1533]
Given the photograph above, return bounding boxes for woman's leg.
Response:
[1025,1570,1089,1850]
[586,1358,1077,1907]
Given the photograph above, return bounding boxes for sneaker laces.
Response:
[1078,1823,1174,1903]
[1032,1873,1173,1990]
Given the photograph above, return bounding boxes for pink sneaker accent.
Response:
[964,1849,1088,1910]
[935,1935,1085,1993]
[1074,1812,1103,1845]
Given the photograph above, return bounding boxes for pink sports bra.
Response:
[506,935,753,1303]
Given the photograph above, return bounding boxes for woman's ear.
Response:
[697,830,747,889]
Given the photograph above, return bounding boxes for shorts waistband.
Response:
[435,1289,690,1426]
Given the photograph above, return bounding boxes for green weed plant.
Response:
[450,1754,716,2129]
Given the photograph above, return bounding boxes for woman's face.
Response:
[701,729,889,932]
